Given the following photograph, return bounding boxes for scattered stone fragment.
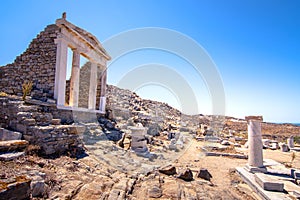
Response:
[221,140,230,145]
[197,168,212,181]
[279,143,289,152]
[159,166,177,176]
[178,168,193,181]
[31,180,47,197]
[148,186,162,198]
[0,176,31,200]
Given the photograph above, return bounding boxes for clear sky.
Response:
[0,0,299,123]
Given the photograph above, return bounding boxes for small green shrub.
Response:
[22,81,33,101]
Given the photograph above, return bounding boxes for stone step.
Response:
[0,128,22,141]
[17,104,38,112]
[0,152,25,161]
[0,140,29,153]
[254,173,284,192]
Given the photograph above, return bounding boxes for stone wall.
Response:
[64,61,105,108]
[0,96,85,156]
[0,24,59,101]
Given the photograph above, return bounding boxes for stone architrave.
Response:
[245,116,266,173]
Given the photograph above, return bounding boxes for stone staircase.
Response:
[0,128,28,161]
[0,97,85,156]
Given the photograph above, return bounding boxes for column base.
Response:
[245,164,267,173]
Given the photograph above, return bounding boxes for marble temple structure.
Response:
[0,13,110,113]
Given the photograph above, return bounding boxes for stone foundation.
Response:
[0,96,86,156]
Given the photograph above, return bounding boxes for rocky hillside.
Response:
[107,84,300,140]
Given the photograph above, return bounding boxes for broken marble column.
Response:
[129,126,149,155]
[287,136,294,149]
[245,116,266,173]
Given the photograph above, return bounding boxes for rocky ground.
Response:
[2,138,299,199]
[1,84,300,199]
[0,141,255,200]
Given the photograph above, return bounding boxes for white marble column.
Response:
[69,49,80,107]
[54,38,68,106]
[99,69,107,113]
[88,62,98,109]
[287,136,294,149]
[246,116,266,172]
[248,120,263,167]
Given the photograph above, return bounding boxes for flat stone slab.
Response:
[236,167,290,200]
[205,152,248,159]
[255,173,284,192]
[0,128,22,141]
[0,140,29,152]
[290,147,300,152]
[0,152,25,161]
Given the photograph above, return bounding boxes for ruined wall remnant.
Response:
[0,96,85,156]
[0,25,59,101]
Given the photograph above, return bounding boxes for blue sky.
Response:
[0,0,299,123]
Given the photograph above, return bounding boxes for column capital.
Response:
[245,116,263,122]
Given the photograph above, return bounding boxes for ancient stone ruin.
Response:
[0,13,111,157]
[0,13,110,113]
[237,116,300,199]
